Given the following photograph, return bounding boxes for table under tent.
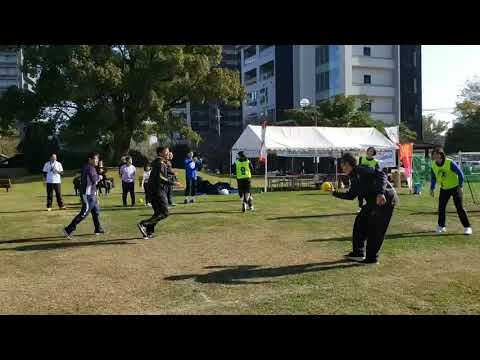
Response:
[230,125,398,192]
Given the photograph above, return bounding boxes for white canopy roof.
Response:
[231,125,397,159]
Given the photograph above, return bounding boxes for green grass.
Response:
[0,169,479,314]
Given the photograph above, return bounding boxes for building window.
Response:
[247,91,257,106]
[259,88,269,105]
[365,102,372,112]
[413,51,417,67]
[316,45,329,66]
[413,78,417,94]
[260,60,274,81]
[316,71,330,91]
[363,47,371,56]
[364,75,371,84]
[244,68,257,86]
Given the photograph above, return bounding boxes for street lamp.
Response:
[299,98,319,174]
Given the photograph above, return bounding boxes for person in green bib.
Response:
[234,151,255,212]
[430,147,472,235]
[357,147,380,212]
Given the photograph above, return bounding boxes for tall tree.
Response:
[422,114,448,145]
[284,95,384,129]
[0,45,245,160]
[445,77,480,153]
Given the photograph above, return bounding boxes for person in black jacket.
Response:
[330,153,398,264]
[137,146,181,240]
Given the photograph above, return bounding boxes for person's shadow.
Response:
[164,260,362,285]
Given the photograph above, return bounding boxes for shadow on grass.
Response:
[164,259,361,285]
[409,210,480,216]
[0,208,81,214]
[0,234,92,245]
[307,231,456,243]
[139,210,240,217]
[0,238,139,252]
[268,213,357,221]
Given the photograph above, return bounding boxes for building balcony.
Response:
[351,56,395,69]
[350,84,396,97]
[244,78,257,86]
[244,55,257,66]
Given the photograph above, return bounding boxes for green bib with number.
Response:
[235,160,252,179]
[359,156,379,168]
[431,159,459,190]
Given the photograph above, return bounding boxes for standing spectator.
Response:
[42,153,66,211]
[64,152,105,239]
[118,156,127,176]
[120,156,136,206]
[166,151,177,207]
[141,162,152,207]
[96,160,111,195]
[184,151,198,204]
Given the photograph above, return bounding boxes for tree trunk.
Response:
[112,129,133,163]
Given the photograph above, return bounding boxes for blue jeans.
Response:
[66,194,102,233]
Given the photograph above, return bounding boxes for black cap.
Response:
[238,151,245,157]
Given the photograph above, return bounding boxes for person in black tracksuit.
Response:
[331,153,398,264]
[137,146,180,240]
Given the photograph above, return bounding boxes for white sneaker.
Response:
[47,208,52,212]
[357,208,362,213]
[436,226,446,234]
[464,227,473,236]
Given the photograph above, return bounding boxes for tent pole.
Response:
[264,151,268,193]
[229,150,232,186]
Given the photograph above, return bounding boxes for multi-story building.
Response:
[0,50,35,95]
[239,45,422,137]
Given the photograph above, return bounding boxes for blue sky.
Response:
[422,45,480,126]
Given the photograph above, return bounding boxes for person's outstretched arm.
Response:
[451,161,465,187]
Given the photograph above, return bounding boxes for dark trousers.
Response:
[122,181,135,206]
[352,204,395,261]
[438,186,471,228]
[66,194,102,233]
[46,183,64,208]
[143,183,150,204]
[140,193,169,234]
[185,178,197,197]
[167,184,174,205]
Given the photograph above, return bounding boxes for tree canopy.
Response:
[0,45,245,161]
[445,77,480,153]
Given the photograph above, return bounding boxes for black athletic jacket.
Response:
[333,165,398,208]
[148,157,176,197]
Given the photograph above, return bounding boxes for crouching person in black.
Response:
[137,146,181,240]
[330,153,398,265]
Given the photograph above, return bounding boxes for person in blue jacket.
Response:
[184,152,202,204]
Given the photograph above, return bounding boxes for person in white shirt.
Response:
[42,153,66,211]
[119,156,137,206]
[141,162,152,207]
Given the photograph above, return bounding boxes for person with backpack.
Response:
[430,147,472,235]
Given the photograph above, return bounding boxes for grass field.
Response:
[1,170,479,314]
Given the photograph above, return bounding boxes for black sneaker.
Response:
[63,227,73,240]
[189,198,195,204]
[344,252,366,261]
[359,258,379,265]
[137,223,149,239]
[95,229,105,235]
[184,199,189,204]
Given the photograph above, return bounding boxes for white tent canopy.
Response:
[231,125,397,162]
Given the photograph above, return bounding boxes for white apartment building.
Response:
[0,50,35,95]
[240,45,404,127]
